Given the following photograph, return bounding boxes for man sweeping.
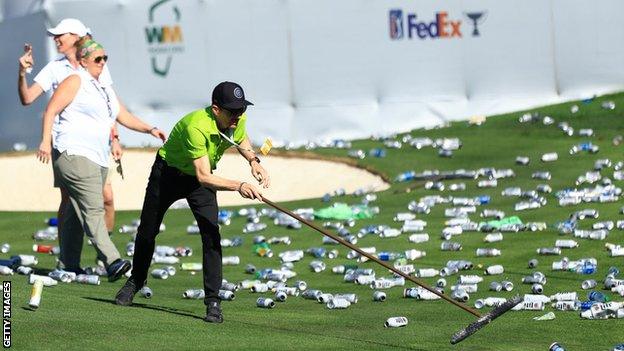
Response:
[115,81,269,323]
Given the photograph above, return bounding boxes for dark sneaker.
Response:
[107,259,131,282]
[115,278,138,306]
[204,301,223,323]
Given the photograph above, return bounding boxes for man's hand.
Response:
[19,44,33,75]
[238,182,263,200]
[250,160,270,188]
[149,127,167,142]
[111,138,123,160]
[37,139,51,164]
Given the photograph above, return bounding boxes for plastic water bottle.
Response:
[575,261,596,275]
[369,148,386,158]
[217,210,232,225]
[395,171,415,182]
[377,251,401,261]
[231,237,244,247]
[579,300,596,311]
[608,266,620,277]
[441,241,462,251]
[243,223,267,233]
[476,248,501,257]
[13,255,38,267]
[307,247,327,258]
[476,195,491,205]
[588,291,610,303]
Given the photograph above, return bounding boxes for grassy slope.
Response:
[2,93,624,351]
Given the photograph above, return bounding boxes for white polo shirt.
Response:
[34,56,113,92]
[53,70,120,167]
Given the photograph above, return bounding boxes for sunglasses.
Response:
[115,159,124,180]
[93,55,108,64]
[224,106,246,119]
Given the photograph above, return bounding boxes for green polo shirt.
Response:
[158,107,247,175]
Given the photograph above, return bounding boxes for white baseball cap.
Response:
[47,18,91,37]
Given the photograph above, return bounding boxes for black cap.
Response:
[212,81,254,110]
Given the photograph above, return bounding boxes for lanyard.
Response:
[218,129,255,153]
[89,79,113,119]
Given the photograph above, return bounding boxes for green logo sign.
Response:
[145,0,184,77]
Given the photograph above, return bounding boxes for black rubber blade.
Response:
[450,295,522,345]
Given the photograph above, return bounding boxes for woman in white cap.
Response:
[18,18,111,103]
[18,19,122,267]
[36,38,166,281]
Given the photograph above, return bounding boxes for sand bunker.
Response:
[0,150,389,211]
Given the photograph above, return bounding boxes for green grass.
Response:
[3,93,624,350]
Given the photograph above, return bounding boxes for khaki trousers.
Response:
[53,150,120,269]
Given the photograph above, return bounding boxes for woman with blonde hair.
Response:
[18,19,122,265]
[36,38,166,281]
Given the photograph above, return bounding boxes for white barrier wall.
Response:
[0,0,623,150]
[0,11,49,151]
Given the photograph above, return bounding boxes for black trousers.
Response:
[132,154,222,305]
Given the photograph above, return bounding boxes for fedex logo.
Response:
[389,9,486,40]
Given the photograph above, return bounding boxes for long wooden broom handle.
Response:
[261,197,482,317]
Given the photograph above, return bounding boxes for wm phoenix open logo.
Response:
[145,0,184,77]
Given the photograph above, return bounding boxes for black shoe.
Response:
[107,259,132,282]
[115,278,138,306]
[204,301,223,323]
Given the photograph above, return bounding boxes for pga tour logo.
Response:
[389,9,486,40]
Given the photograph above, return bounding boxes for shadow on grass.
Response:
[82,297,426,350]
[32,268,54,276]
[82,297,204,321]
[228,319,428,351]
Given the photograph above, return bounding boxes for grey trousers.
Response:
[53,150,121,269]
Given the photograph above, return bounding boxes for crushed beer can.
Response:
[139,286,153,298]
[219,290,235,301]
[151,269,169,280]
[256,297,276,309]
[75,274,100,285]
[474,297,506,309]
[384,316,408,328]
[28,274,57,287]
[222,256,240,265]
[183,289,205,299]
[372,291,387,302]
[326,297,351,309]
